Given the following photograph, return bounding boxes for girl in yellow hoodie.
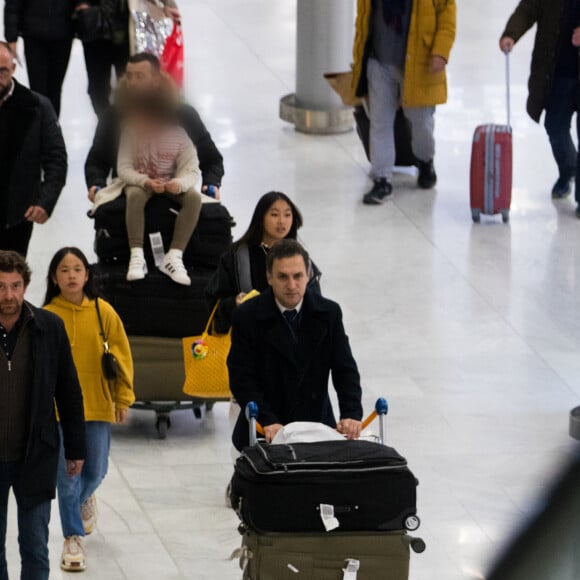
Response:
[43,247,134,572]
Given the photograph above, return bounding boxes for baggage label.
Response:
[343,559,360,580]
[149,232,165,268]
[320,504,340,531]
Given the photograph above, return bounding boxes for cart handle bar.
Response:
[249,397,388,436]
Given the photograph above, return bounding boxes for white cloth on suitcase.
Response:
[272,422,344,444]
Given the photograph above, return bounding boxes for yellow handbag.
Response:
[182,302,232,400]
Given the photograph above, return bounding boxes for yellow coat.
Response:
[45,296,135,423]
[352,0,456,108]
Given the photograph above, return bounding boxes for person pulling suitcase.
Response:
[500,0,580,211]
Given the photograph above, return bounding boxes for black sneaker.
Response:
[552,176,573,199]
[363,179,393,205]
[417,160,437,189]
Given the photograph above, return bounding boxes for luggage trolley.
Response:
[231,398,426,579]
[129,335,230,439]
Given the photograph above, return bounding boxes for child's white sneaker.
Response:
[161,250,191,286]
[127,248,147,281]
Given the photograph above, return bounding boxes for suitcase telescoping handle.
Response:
[505,51,511,128]
[245,398,389,445]
[246,401,259,446]
[375,397,389,445]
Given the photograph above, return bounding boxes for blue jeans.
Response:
[0,462,51,580]
[544,76,580,197]
[57,422,111,538]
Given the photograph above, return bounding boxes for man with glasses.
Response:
[0,42,67,255]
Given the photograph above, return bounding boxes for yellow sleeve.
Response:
[102,301,136,409]
[432,0,456,62]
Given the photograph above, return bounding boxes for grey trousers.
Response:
[367,57,436,180]
[125,186,202,251]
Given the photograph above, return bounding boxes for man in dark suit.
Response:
[228,239,363,450]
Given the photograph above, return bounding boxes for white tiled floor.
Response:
[3,0,580,578]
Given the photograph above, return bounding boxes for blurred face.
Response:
[262,200,293,243]
[0,272,26,319]
[124,61,160,92]
[267,255,308,309]
[53,254,89,302]
[0,47,16,98]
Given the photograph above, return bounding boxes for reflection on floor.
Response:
[3,0,580,578]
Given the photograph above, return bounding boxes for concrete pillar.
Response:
[280,0,356,134]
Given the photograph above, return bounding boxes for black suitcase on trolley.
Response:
[93,263,212,338]
[230,439,418,534]
[93,196,234,269]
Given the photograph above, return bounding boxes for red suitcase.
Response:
[470,54,512,224]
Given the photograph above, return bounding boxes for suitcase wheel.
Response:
[410,538,426,554]
[471,209,481,223]
[501,210,510,224]
[404,515,421,531]
[155,414,171,439]
[193,406,203,419]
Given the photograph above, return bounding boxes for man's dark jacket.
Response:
[2,80,67,228]
[228,288,363,450]
[84,104,225,189]
[16,303,86,508]
[502,0,569,123]
[4,0,75,42]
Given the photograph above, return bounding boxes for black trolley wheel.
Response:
[155,415,171,439]
[411,538,426,554]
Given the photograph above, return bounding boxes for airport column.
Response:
[280,0,355,134]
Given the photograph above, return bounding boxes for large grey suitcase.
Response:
[236,530,425,580]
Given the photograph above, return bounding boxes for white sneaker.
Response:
[127,251,147,282]
[161,252,191,286]
[81,494,97,535]
[61,535,86,572]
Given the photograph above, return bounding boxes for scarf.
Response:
[381,0,407,34]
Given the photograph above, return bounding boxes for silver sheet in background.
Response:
[132,10,173,57]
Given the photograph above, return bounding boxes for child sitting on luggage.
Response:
[95,88,202,286]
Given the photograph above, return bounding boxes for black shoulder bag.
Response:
[95,297,120,381]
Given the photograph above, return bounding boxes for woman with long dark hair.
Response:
[43,247,134,572]
[206,191,321,333]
